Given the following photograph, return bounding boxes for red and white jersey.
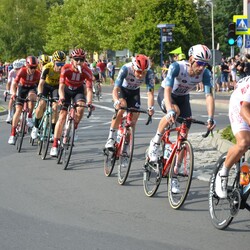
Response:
[60,63,93,89]
[14,67,41,87]
[229,76,250,135]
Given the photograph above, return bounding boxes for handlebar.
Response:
[113,107,152,125]
[176,117,213,138]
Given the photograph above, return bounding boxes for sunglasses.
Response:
[55,62,65,67]
[196,61,207,67]
[73,58,85,62]
[29,66,37,69]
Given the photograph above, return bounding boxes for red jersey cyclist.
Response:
[8,56,41,145]
[104,54,155,150]
[50,48,94,157]
[216,76,250,198]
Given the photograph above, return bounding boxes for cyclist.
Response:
[91,62,102,98]
[5,59,24,123]
[8,56,40,145]
[104,54,155,150]
[31,51,66,140]
[215,76,250,198]
[147,44,216,193]
[38,54,50,72]
[50,48,93,157]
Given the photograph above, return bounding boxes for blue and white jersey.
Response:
[115,62,154,91]
[162,61,212,96]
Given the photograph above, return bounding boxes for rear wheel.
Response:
[208,152,240,230]
[168,140,194,209]
[16,112,27,153]
[62,118,75,170]
[117,127,134,185]
[103,147,117,177]
[143,153,162,197]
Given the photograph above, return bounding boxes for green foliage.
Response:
[221,125,236,144]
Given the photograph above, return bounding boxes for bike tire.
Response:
[41,113,52,160]
[208,152,240,230]
[168,140,194,209]
[117,126,134,185]
[62,119,75,170]
[143,151,162,197]
[103,147,117,177]
[16,112,27,153]
[57,137,63,164]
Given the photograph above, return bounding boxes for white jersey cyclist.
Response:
[162,60,212,95]
[115,62,154,91]
[229,76,250,135]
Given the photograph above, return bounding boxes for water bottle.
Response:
[240,162,250,186]
[164,143,172,161]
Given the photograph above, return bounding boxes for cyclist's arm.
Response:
[240,101,250,125]
[37,78,45,95]
[112,86,120,103]
[145,70,155,111]
[58,83,65,100]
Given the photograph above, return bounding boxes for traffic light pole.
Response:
[230,46,235,58]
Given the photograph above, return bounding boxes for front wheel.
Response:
[41,113,52,160]
[16,112,27,153]
[117,127,134,185]
[168,140,194,209]
[208,152,240,230]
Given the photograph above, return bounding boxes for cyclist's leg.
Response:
[51,86,59,136]
[73,86,86,129]
[26,88,37,127]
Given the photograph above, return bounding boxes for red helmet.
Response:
[70,48,86,59]
[132,54,150,71]
[26,56,38,67]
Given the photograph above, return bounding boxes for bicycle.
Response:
[208,151,250,230]
[143,117,211,210]
[103,107,152,185]
[57,101,94,170]
[35,96,57,160]
[93,80,102,101]
[14,97,34,153]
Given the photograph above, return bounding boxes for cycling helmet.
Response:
[178,53,186,61]
[70,48,86,59]
[13,60,23,69]
[188,44,211,62]
[19,58,26,66]
[52,50,66,62]
[26,56,38,67]
[39,54,50,65]
[132,54,150,71]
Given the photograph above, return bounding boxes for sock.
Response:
[34,118,40,128]
[52,123,55,134]
[152,131,163,144]
[220,164,229,176]
[52,138,59,148]
[108,128,116,139]
[28,112,32,118]
[11,126,16,136]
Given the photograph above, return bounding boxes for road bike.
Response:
[93,80,102,101]
[35,96,57,160]
[15,97,34,153]
[208,151,250,230]
[143,117,211,209]
[57,102,94,170]
[103,107,152,185]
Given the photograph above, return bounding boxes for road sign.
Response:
[233,15,250,35]
[236,36,243,48]
[246,35,250,48]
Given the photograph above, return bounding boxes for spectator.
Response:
[97,59,107,83]
[243,54,250,76]
[220,58,230,92]
[107,60,115,85]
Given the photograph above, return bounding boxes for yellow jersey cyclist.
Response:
[31,51,66,140]
[104,54,155,150]
[38,54,50,72]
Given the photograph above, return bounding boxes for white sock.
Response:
[108,128,116,139]
[152,131,163,144]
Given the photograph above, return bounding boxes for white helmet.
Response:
[13,60,23,69]
[19,58,26,66]
[188,44,211,62]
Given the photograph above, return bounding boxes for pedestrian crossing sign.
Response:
[233,15,250,35]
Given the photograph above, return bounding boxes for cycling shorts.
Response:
[42,83,59,100]
[16,85,37,105]
[119,87,140,109]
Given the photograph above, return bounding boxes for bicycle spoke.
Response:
[103,148,116,176]
[168,140,194,209]
[118,127,134,185]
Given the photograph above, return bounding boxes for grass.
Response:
[0,106,5,112]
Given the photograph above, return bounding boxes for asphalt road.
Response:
[0,85,249,250]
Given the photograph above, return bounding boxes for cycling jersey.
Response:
[8,69,18,84]
[41,62,60,87]
[115,62,154,91]
[60,63,93,89]
[229,76,250,135]
[14,67,41,87]
[162,61,212,95]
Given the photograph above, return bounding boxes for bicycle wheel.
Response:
[16,112,27,153]
[103,147,117,176]
[208,152,240,230]
[62,118,75,170]
[117,126,134,185]
[41,113,52,160]
[57,137,64,164]
[95,84,100,101]
[143,150,163,197]
[168,140,194,209]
